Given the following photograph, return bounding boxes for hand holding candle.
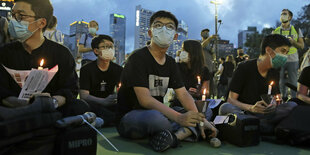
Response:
[268,81,274,95]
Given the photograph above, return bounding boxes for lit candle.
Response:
[38,59,44,70]
[197,76,201,85]
[202,88,206,101]
[276,95,281,105]
[200,88,207,126]
[117,82,121,92]
[268,81,274,95]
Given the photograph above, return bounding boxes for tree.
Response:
[244,28,273,59]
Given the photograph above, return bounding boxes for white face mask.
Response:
[100,48,115,60]
[89,27,97,35]
[280,15,289,23]
[179,51,189,63]
[151,26,175,48]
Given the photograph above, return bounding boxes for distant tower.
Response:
[110,13,126,65]
[64,21,89,58]
[134,5,154,50]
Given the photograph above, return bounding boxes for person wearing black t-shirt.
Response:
[117,11,217,152]
[80,35,123,126]
[235,48,245,65]
[217,55,235,99]
[171,40,213,120]
[297,66,310,104]
[219,34,297,133]
[0,0,89,116]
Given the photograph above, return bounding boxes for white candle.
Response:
[197,76,201,85]
[268,81,274,95]
[38,59,44,70]
[202,88,206,101]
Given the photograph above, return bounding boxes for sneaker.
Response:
[149,129,178,152]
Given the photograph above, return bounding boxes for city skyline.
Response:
[44,0,310,53]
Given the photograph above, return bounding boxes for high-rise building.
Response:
[110,13,126,65]
[167,20,188,58]
[217,39,234,58]
[238,26,257,51]
[134,5,154,50]
[0,0,14,17]
[64,21,89,58]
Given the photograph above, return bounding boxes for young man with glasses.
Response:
[80,34,123,126]
[0,0,89,116]
[116,10,217,152]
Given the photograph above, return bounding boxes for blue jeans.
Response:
[280,61,299,98]
[219,102,297,133]
[117,107,213,140]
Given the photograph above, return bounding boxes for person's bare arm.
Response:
[289,37,304,49]
[297,83,310,104]
[134,87,203,127]
[78,44,93,53]
[228,91,267,114]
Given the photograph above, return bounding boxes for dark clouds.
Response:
[51,0,308,53]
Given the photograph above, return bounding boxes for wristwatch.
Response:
[52,97,58,108]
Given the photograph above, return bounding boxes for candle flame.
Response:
[40,59,44,67]
[276,95,279,99]
[118,82,121,88]
[203,88,206,95]
[197,76,201,80]
[270,81,274,86]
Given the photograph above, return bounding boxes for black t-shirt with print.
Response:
[117,46,184,121]
[177,62,210,90]
[80,60,123,98]
[298,66,310,97]
[229,59,280,105]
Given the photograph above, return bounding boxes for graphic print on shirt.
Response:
[149,74,169,97]
[100,80,107,92]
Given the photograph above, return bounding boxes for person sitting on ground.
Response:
[116,10,217,152]
[0,0,89,117]
[170,39,213,120]
[219,34,297,134]
[43,15,64,45]
[80,34,122,126]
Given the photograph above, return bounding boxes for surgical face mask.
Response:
[100,48,115,60]
[280,15,289,23]
[179,51,189,63]
[202,32,209,39]
[89,27,97,35]
[8,19,38,42]
[271,52,288,68]
[151,26,175,48]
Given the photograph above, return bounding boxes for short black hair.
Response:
[15,0,53,32]
[282,9,293,18]
[260,34,292,55]
[91,34,114,49]
[201,29,210,33]
[47,15,57,29]
[150,10,178,29]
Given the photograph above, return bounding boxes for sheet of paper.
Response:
[2,65,58,100]
[213,115,229,125]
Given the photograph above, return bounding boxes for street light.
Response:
[210,0,222,60]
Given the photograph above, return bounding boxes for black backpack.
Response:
[275,105,310,146]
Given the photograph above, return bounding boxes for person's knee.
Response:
[144,110,171,131]
[219,102,232,115]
